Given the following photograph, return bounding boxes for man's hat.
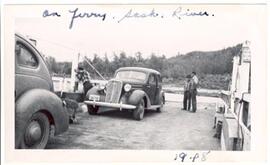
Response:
[78,63,84,70]
[78,66,84,70]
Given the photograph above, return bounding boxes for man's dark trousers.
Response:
[83,81,93,96]
[190,89,197,112]
[183,91,191,110]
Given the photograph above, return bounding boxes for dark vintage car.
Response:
[84,67,165,120]
[15,33,69,149]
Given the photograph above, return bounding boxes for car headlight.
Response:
[124,84,132,92]
[98,83,106,90]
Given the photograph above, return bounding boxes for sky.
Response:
[15,5,266,62]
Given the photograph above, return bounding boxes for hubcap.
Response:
[25,121,42,146]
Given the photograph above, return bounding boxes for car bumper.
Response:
[84,100,136,110]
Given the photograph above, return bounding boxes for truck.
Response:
[214,41,251,150]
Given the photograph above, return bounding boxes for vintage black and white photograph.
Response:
[2,2,268,163]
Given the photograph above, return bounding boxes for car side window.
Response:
[16,42,38,68]
[149,74,156,85]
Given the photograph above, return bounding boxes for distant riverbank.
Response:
[163,85,220,98]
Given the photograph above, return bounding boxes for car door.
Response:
[144,73,157,105]
[155,74,162,105]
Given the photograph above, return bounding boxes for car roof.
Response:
[15,33,47,62]
[15,33,36,48]
[15,33,28,41]
[116,67,160,75]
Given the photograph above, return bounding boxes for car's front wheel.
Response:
[87,105,99,115]
[19,112,50,149]
[157,96,165,112]
[133,98,145,120]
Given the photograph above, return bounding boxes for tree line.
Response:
[45,43,242,89]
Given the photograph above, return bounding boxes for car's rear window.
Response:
[16,42,38,68]
[115,71,146,82]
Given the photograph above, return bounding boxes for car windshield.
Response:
[115,70,147,82]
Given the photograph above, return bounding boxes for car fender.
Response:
[127,90,151,108]
[159,90,165,104]
[86,86,106,101]
[15,88,69,148]
[86,86,99,98]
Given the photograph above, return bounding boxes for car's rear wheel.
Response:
[133,98,145,120]
[87,105,99,115]
[20,112,50,149]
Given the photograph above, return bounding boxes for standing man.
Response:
[190,71,199,112]
[182,75,191,111]
[74,64,93,96]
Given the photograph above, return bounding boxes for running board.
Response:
[147,105,161,110]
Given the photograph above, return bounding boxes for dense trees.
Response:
[45,43,242,89]
[165,43,242,79]
[45,56,72,75]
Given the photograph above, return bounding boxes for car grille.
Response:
[105,80,123,103]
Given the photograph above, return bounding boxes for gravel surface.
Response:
[46,96,220,150]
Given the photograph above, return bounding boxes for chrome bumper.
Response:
[84,100,136,110]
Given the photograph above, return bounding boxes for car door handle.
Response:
[146,85,150,88]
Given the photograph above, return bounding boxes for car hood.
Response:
[107,78,145,88]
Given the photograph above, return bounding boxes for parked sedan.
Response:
[84,67,165,120]
[15,33,69,149]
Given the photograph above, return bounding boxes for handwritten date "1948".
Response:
[174,151,211,162]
